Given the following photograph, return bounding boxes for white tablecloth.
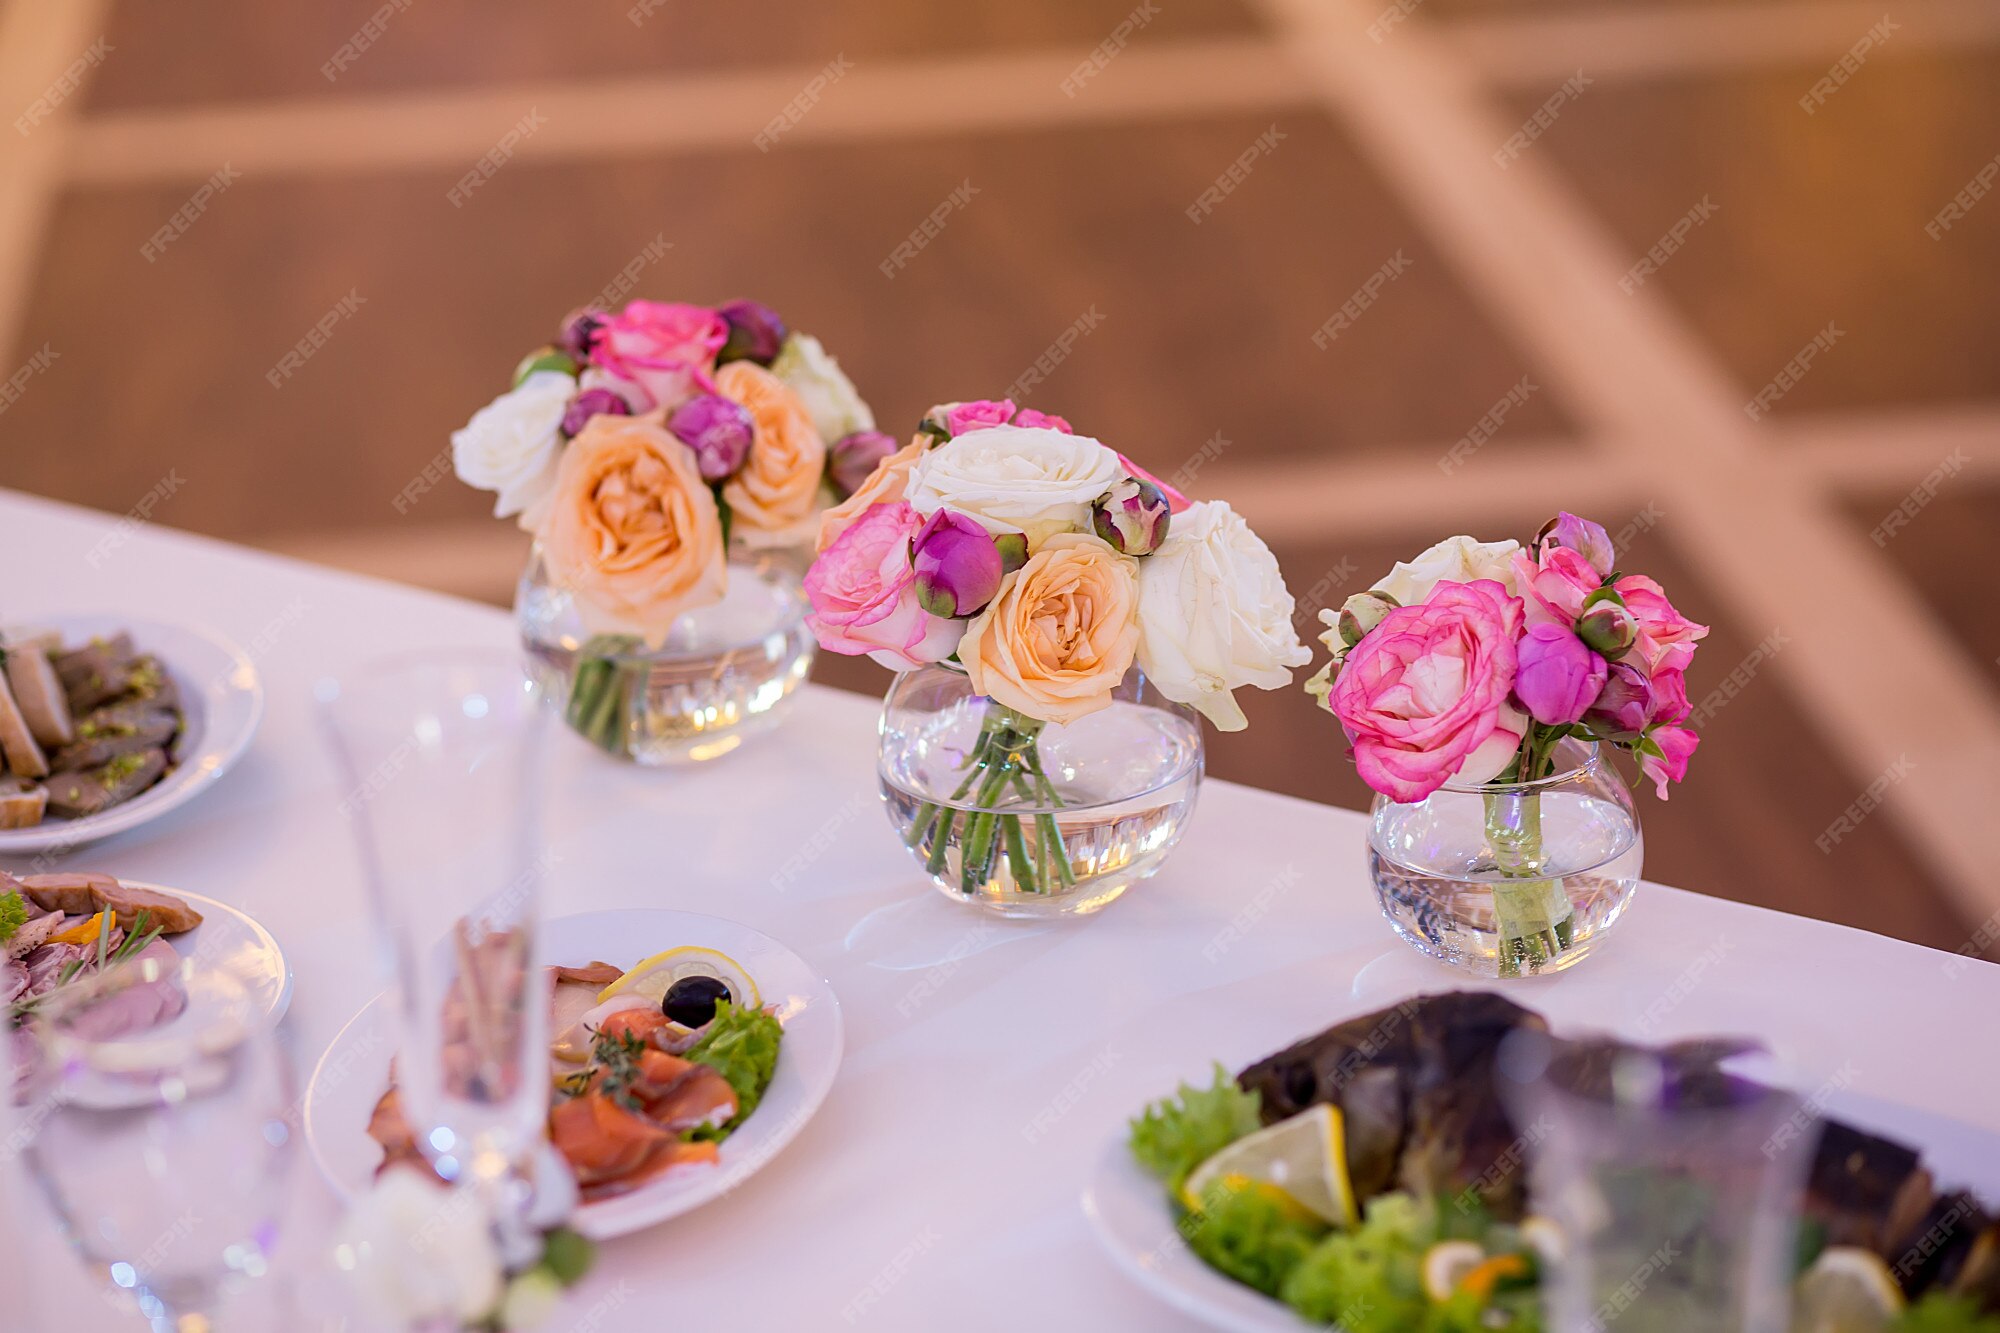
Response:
[5,488,1997,1332]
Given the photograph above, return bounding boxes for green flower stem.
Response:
[564,636,644,756]
[913,700,1080,896]
[927,808,957,876]
[1485,787,1575,977]
[1002,810,1039,895]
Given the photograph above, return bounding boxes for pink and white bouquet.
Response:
[805,398,1310,894]
[1306,514,1707,966]
[451,297,888,748]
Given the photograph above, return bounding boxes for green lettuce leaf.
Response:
[684,1001,783,1140]
[1128,1064,1262,1190]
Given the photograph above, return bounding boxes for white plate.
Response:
[0,615,264,854]
[1083,1032,2000,1333]
[302,909,843,1240]
[21,882,293,1023]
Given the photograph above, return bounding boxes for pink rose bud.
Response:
[556,308,605,363]
[910,509,1006,618]
[944,399,1018,437]
[1576,591,1638,659]
[1338,590,1400,648]
[828,430,899,499]
[667,393,756,480]
[1637,724,1699,800]
[1514,622,1608,726]
[715,299,787,366]
[513,345,577,387]
[1091,478,1172,556]
[560,387,631,439]
[1538,511,1617,578]
[1012,408,1073,433]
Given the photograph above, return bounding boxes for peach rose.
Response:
[815,436,926,554]
[538,414,725,645]
[959,533,1140,725]
[715,361,826,548]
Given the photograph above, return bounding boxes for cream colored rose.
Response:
[816,435,926,554]
[336,1167,503,1327]
[771,331,875,443]
[904,424,1123,547]
[450,370,570,530]
[537,413,725,645]
[1373,535,1522,608]
[1136,500,1311,731]
[716,361,827,549]
[959,533,1140,726]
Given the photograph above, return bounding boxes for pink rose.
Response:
[1115,453,1191,514]
[1612,575,1709,675]
[1327,579,1528,802]
[804,501,959,672]
[1012,408,1073,433]
[1638,724,1699,799]
[1514,622,1606,726]
[1646,666,1690,725]
[587,300,729,413]
[1510,546,1602,627]
[945,399,1017,435]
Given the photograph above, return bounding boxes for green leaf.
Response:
[0,891,25,946]
[684,1001,783,1138]
[1898,1294,2000,1333]
[1128,1064,1262,1191]
[1186,1180,1326,1297]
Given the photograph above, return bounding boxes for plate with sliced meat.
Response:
[301,908,843,1240]
[3,871,292,1030]
[0,615,264,853]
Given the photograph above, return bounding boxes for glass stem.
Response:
[1485,787,1574,976]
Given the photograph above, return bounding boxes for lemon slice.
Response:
[1519,1216,1566,1266]
[595,946,760,1011]
[1421,1240,1488,1301]
[1180,1104,1357,1226]
[1792,1247,1904,1333]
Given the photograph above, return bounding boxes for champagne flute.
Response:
[18,955,295,1331]
[316,652,554,1261]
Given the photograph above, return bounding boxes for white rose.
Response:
[336,1167,504,1326]
[905,424,1124,547]
[1136,500,1311,731]
[771,332,875,444]
[451,370,571,530]
[1372,535,1521,607]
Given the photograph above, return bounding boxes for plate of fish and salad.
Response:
[3,870,292,1067]
[0,616,264,852]
[1086,991,2000,1333]
[303,908,843,1240]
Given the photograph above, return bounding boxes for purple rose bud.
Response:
[1090,478,1172,556]
[715,299,787,366]
[828,430,898,499]
[560,387,631,439]
[556,308,605,363]
[1514,622,1608,726]
[1588,661,1653,734]
[667,393,756,481]
[1576,594,1638,659]
[1537,511,1617,579]
[910,510,1006,619]
[1338,590,1400,648]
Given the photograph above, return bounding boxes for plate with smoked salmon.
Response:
[302,908,842,1239]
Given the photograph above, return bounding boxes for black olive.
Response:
[661,975,733,1027]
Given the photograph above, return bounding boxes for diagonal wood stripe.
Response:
[1253,0,2000,922]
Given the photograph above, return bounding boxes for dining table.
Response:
[5,484,1998,1333]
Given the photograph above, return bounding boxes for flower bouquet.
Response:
[1306,515,1707,975]
[805,398,1310,912]
[452,298,892,759]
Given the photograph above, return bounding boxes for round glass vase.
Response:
[1367,737,1641,978]
[516,544,813,765]
[877,663,1203,919]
